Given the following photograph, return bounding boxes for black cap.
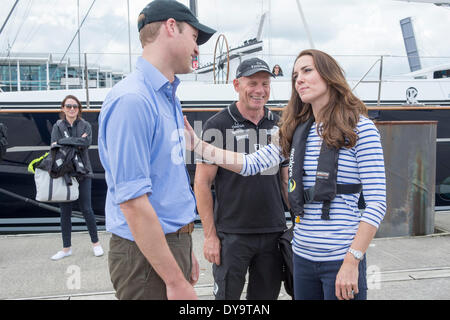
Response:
[138,0,216,46]
[236,58,275,79]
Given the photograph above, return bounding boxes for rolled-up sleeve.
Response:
[102,93,156,205]
[239,143,285,176]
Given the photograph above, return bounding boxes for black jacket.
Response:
[50,118,93,176]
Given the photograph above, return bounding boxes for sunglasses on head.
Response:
[64,104,79,109]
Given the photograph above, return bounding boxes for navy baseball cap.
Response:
[138,0,216,45]
[236,58,275,78]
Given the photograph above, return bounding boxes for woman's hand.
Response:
[184,116,200,151]
[335,253,359,300]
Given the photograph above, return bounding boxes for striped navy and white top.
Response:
[240,116,386,262]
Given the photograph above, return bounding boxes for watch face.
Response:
[350,248,363,260]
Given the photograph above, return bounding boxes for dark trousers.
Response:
[108,232,193,300]
[59,177,99,248]
[293,253,368,300]
[213,232,284,300]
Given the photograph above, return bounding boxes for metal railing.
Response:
[351,56,384,106]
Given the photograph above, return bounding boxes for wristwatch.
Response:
[348,247,364,261]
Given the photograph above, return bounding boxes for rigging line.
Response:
[92,3,130,65]
[49,0,97,81]
[2,0,32,56]
[21,0,51,51]
[0,0,20,54]
[1,0,32,59]
[0,0,20,36]
[8,0,33,53]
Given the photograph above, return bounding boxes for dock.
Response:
[1,211,450,300]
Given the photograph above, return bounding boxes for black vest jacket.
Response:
[287,117,362,220]
[52,119,93,175]
[39,120,91,183]
[0,122,7,161]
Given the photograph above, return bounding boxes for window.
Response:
[434,69,450,79]
[0,64,17,91]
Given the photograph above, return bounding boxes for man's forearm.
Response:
[194,176,221,266]
[194,181,216,239]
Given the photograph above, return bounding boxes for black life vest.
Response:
[0,122,7,161]
[287,117,362,221]
[56,119,83,140]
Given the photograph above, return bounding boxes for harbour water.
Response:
[1,211,450,300]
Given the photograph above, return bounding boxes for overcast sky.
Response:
[1,0,449,79]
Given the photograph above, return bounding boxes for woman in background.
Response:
[272,64,283,77]
[50,95,103,260]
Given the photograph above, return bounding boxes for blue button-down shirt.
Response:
[98,57,196,241]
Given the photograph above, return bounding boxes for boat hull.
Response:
[1,105,450,231]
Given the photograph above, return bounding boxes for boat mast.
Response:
[189,0,198,16]
[1,0,20,92]
[49,0,96,83]
[189,0,198,79]
[295,0,315,49]
[127,0,132,73]
[77,0,82,71]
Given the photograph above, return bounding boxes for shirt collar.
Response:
[136,57,180,93]
[228,102,272,124]
[63,118,80,127]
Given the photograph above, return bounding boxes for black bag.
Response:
[279,223,294,298]
[279,209,295,298]
[0,122,8,161]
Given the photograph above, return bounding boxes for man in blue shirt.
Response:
[98,1,215,300]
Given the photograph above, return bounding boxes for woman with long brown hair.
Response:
[185,49,386,300]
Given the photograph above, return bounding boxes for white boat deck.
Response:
[1,211,450,300]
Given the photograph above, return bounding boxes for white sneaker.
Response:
[51,249,72,261]
[93,245,104,257]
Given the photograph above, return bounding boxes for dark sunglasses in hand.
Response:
[64,104,79,109]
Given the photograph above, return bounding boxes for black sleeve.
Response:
[73,120,92,148]
[57,120,92,148]
[82,121,92,147]
[50,123,59,145]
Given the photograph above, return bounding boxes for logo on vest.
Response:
[288,148,295,178]
[232,122,245,130]
[288,178,296,192]
[316,171,329,180]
